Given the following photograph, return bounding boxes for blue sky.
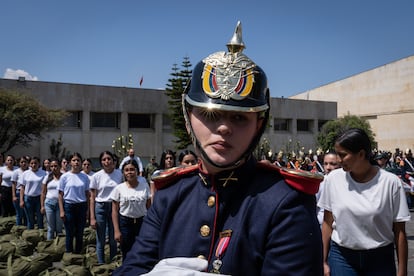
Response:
[1,0,413,98]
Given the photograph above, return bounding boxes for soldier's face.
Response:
[190,107,261,170]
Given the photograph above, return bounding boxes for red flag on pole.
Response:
[139,76,144,87]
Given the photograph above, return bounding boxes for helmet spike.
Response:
[227,21,245,53]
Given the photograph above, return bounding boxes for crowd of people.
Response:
[0,148,199,262]
[1,22,412,275]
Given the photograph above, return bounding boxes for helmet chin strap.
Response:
[195,135,244,170]
[184,107,262,172]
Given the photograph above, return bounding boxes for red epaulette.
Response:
[257,161,323,195]
[152,165,199,190]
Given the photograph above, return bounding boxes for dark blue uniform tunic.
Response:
[114,158,323,275]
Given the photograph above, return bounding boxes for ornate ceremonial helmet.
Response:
[183,21,270,169]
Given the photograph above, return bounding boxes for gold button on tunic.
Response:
[200,225,210,237]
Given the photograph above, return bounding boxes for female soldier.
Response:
[115,22,323,275]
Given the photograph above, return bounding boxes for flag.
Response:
[139,76,143,87]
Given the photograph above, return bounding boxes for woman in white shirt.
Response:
[41,158,63,240]
[111,159,151,260]
[58,152,90,253]
[20,156,47,229]
[318,128,410,275]
[0,154,16,217]
[11,156,30,225]
[90,151,122,264]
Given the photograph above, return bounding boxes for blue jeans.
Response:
[45,198,63,240]
[119,215,143,260]
[24,195,43,229]
[63,201,87,253]
[13,190,26,225]
[329,241,396,276]
[95,202,117,263]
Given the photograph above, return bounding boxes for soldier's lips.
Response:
[210,141,232,151]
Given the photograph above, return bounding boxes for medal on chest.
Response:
[210,229,232,274]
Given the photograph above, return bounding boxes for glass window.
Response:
[128,113,152,129]
[163,114,172,130]
[274,118,290,131]
[62,111,81,128]
[318,120,328,131]
[297,119,312,132]
[90,112,120,128]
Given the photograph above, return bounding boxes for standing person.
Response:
[118,148,144,176]
[90,151,122,264]
[111,159,151,260]
[158,150,176,170]
[114,22,323,275]
[318,128,410,276]
[144,155,158,185]
[315,151,340,226]
[149,150,176,200]
[41,158,63,240]
[42,158,51,174]
[58,152,90,253]
[178,150,198,167]
[0,154,17,217]
[20,157,46,229]
[375,151,393,171]
[12,156,30,225]
[60,158,69,173]
[82,158,95,225]
[81,158,95,180]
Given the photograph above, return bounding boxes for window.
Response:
[90,112,120,128]
[62,111,81,128]
[297,119,312,132]
[128,114,152,129]
[162,114,172,130]
[273,118,290,131]
[318,120,328,131]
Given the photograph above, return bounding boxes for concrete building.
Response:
[290,55,414,151]
[0,78,336,165]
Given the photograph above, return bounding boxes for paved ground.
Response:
[406,210,414,274]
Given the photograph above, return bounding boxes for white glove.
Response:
[141,257,229,276]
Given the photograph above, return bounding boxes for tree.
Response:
[165,56,192,149]
[317,114,377,152]
[0,89,67,154]
[111,134,134,159]
[49,133,71,160]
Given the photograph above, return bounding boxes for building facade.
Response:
[0,78,336,164]
[290,55,414,151]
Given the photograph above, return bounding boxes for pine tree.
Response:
[165,56,192,149]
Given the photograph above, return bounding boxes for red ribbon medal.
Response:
[211,230,232,274]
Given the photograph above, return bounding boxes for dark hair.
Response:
[18,156,30,164]
[99,151,115,166]
[31,156,41,163]
[83,158,93,164]
[335,128,372,160]
[69,152,83,161]
[42,158,51,170]
[45,158,61,184]
[159,150,176,169]
[121,159,139,171]
[178,150,197,163]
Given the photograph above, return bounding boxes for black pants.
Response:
[119,215,144,260]
[1,186,15,217]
